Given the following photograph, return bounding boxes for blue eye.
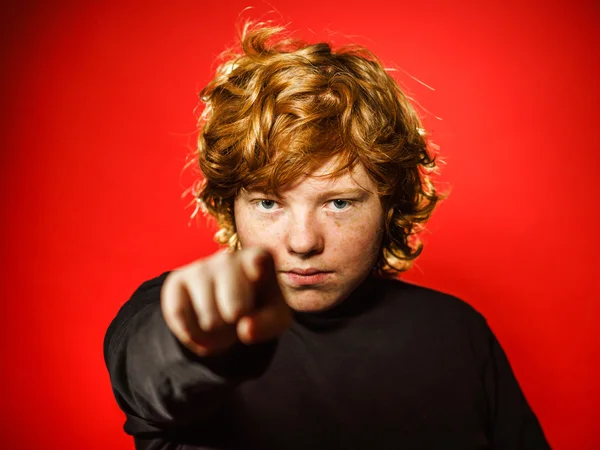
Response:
[259,199,277,210]
[331,199,350,210]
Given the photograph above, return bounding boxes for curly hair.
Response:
[188,21,445,277]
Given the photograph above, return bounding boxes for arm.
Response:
[103,272,277,437]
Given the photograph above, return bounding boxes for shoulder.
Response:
[376,277,481,315]
[117,271,171,321]
[368,278,498,366]
[373,276,491,335]
[104,271,171,359]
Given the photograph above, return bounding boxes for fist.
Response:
[160,248,292,356]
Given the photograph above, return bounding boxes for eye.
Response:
[257,199,278,211]
[330,199,351,210]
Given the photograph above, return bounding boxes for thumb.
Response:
[237,302,292,345]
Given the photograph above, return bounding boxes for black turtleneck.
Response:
[104,272,550,449]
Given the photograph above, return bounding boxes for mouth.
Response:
[281,269,332,286]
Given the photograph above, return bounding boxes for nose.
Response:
[286,210,324,256]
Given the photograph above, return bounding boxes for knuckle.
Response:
[161,285,183,318]
[220,294,250,323]
[209,251,234,269]
[161,273,180,300]
[200,316,219,332]
[174,330,194,347]
[164,303,188,332]
[221,305,241,324]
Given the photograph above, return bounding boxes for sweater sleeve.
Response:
[103,272,278,437]
[477,319,550,449]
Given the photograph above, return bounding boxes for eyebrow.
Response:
[244,187,372,197]
[246,188,372,201]
[244,188,371,200]
[315,188,372,199]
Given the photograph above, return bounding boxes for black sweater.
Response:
[104,272,550,449]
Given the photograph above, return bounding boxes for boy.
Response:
[104,22,549,449]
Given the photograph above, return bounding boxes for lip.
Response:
[282,269,332,286]
[286,268,326,275]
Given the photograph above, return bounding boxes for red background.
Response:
[2,1,598,448]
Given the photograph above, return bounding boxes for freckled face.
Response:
[233,158,385,312]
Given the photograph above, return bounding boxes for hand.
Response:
[160,248,291,357]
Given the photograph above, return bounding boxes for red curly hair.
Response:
[188,22,445,276]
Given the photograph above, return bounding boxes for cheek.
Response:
[328,215,384,264]
[235,210,283,251]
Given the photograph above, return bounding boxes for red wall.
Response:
[2,1,598,448]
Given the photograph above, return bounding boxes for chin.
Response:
[282,288,344,312]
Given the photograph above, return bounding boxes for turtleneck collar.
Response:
[291,274,384,330]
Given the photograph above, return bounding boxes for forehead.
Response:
[278,157,377,196]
